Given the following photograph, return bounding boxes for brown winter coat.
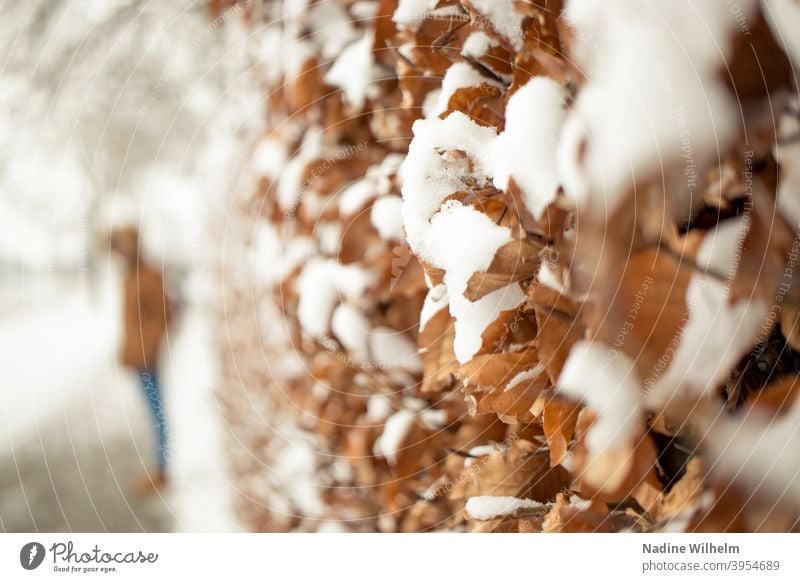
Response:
[120,260,173,370]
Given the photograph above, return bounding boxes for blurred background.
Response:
[0,0,258,532]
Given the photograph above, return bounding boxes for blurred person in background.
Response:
[109,226,174,495]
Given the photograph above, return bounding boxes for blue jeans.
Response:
[137,369,168,473]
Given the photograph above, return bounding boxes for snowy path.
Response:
[0,405,173,532]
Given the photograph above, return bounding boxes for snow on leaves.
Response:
[217,0,800,532]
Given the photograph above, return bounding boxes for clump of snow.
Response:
[252,224,313,288]
[426,201,525,362]
[365,394,394,422]
[252,137,288,180]
[506,365,545,390]
[370,195,404,241]
[311,381,330,401]
[558,0,757,215]
[492,77,568,219]
[277,129,323,211]
[461,31,499,59]
[401,112,497,253]
[369,326,423,372]
[373,409,416,465]
[431,62,503,117]
[536,262,566,294]
[339,154,404,216]
[469,0,525,50]
[257,28,286,85]
[338,178,377,216]
[558,341,642,453]
[296,258,374,339]
[270,427,327,518]
[706,403,800,504]
[401,112,535,362]
[251,223,282,285]
[324,31,381,111]
[331,302,371,361]
[420,408,447,429]
[393,0,438,28]
[316,222,342,256]
[452,284,526,363]
[402,396,427,412]
[307,1,359,61]
[351,1,379,21]
[373,154,405,194]
[280,37,317,80]
[422,89,442,119]
[465,495,543,520]
[763,0,800,67]
[646,218,769,407]
[428,5,466,20]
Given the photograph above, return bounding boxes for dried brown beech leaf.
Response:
[542,492,613,532]
[542,396,581,466]
[659,457,705,523]
[475,379,545,423]
[508,0,564,91]
[571,411,660,503]
[457,349,538,389]
[373,0,401,64]
[307,153,374,198]
[404,12,466,77]
[339,212,380,264]
[393,419,438,479]
[461,0,526,54]
[451,414,509,453]
[218,0,800,532]
[518,516,546,532]
[731,179,794,304]
[400,500,452,532]
[723,7,793,100]
[449,439,570,502]
[478,299,537,356]
[528,279,578,317]
[419,308,459,393]
[374,248,427,300]
[418,257,446,287]
[534,305,583,385]
[285,56,324,114]
[465,43,514,80]
[466,238,543,301]
[687,485,750,533]
[591,247,690,379]
[781,305,800,352]
[634,480,664,520]
[342,426,380,487]
[444,84,506,130]
[381,292,427,336]
[745,373,800,417]
[501,178,539,233]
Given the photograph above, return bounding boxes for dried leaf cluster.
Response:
[214,0,800,532]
